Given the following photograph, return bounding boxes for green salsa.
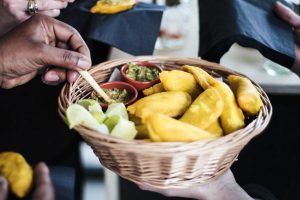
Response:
[125,62,160,82]
[93,88,132,104]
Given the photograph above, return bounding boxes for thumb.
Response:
[40,45,91,71]
[0,176,8,200]
[274,1,300,28]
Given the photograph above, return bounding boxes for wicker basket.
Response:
[58,56,272,189]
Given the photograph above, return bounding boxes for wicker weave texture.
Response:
[58,56,272,188]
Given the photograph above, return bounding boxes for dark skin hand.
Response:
[0,14,91,89]
[0,162,55,200]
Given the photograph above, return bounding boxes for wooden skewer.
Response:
[79,71,115,104]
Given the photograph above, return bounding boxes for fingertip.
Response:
[273,1,284,12]
[272,1,300,27]
[67,71,79,83]
[44,72,60,82]
[35,162,49,175]
[63,2,68,8]
[137,184,145,190]
[0,176,8,188]
[273,1,284,13]
[34,162,52,185]
[0,176,8,199]
[77,57,92,70]
[43,68,67,85]
[274,1,282,7]
[41,74,61,86]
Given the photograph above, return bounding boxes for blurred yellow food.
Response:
[0,152,33,198]
[182,65,245,134]
[228,75,263,116]
[212,80,245,134]
[127,91,192,118]
[135,124,149,139]
[180,87,223,130]
[159,70,202,98]
[143,83,165,96]
[91,0,135,14]
[141,110,219,142]
[182,65,211,89]
[129,114,142,125]
[205,120,223,136]
[129,113,149,139]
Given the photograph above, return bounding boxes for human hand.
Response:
[0,0,74,36]
[31,163,55,200]
[139,170,253,200]
[0,14,91,89]
[0,176,8,200]
[274,1,300,75]
[0,162,55,200]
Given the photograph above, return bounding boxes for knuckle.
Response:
[35,43,47,62]
[65,26,78,36]
[61,2,68,8]
[52,9,60,17]
[62,51,76,65]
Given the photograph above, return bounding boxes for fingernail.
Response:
[47,74,60,82]
[77,58,91,70]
